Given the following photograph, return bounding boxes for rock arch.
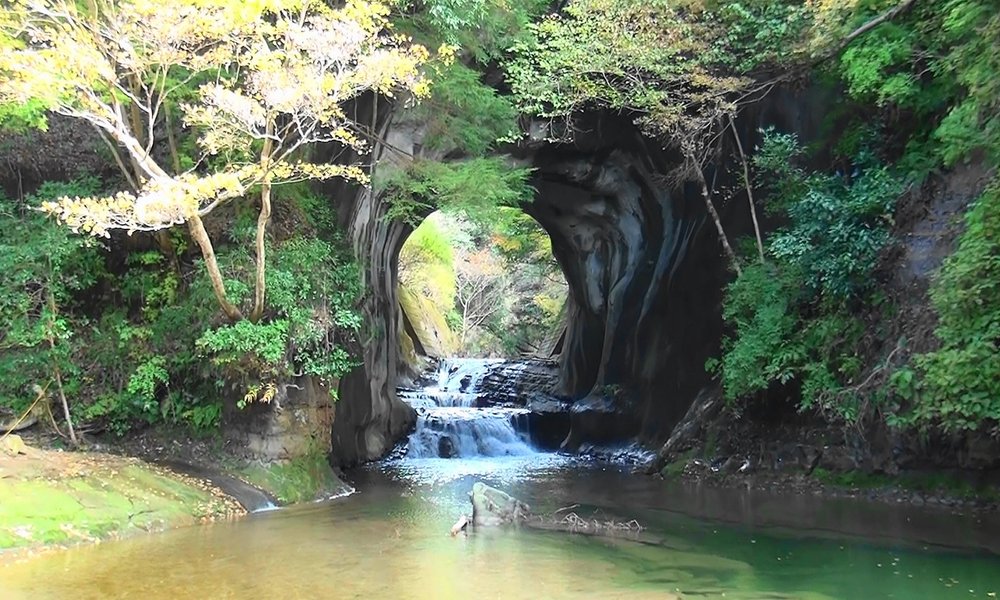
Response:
[323,89,826,466]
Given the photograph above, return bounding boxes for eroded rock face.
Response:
[320,100,423,467]
[521,117,741,449]
[223,376,336,462]
[519,90,828,449]
[323,87,827,465]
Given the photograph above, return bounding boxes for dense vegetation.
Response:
[0,0,424,436]
[498,0,1000,436]
[1,0,997,451]
[399,209,566,357]
[709,0,1000,435]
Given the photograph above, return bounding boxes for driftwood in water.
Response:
[453,483,653,544]
[470,481,531,526]
[450,514,469,536]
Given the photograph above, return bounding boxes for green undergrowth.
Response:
[239,452,350,505]
[0,459,240,551]
[660,450,697,479]
[810,468,1000,501]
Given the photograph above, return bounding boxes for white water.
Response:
[400,358,535,458]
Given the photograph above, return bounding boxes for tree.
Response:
[454,248,508,349]
[0,0,432,321]
[0,181,106,445]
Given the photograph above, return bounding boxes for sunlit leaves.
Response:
[0,0,432,239]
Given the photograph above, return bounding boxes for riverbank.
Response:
[0,425,356,560]
[7,455,996,600]
[0,438,244,559]
[658,457,1000,514]
[107,428,355,506]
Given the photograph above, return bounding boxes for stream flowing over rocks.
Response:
[397,358,566,458]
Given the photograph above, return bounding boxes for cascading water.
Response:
[399,358,535,458]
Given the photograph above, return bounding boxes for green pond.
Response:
[2,454,1000,599]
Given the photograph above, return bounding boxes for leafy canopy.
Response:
[0,0,433,236]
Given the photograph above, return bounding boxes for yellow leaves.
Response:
[342,0,390,35]
[266,161,370,185]
[243,382,277,406]
[9,0,429,242]
[40,191,139,238]
[40,171,255,237]
[437,43,459,66]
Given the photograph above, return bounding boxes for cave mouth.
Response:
[397,208,568,360]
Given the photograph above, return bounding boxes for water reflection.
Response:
[2,457,999,600]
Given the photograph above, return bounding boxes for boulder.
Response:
[438,435,456,458]
[561,393,640,451]
[524,393,571,450]
[0,434,27,456]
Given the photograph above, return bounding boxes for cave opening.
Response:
[397,208,569,360]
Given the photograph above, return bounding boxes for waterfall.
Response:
[399,358,535,459]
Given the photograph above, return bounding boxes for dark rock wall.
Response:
[323,87,828,465]
[522,88,827,448]
[319,98,418,466]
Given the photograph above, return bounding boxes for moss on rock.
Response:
[239,452,352,505]
[0,448,244,552]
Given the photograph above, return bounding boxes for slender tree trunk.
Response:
[729,118,765,264]
[250,120,276,323]
[158,103,185,277]
[95,127,139,192]
[45,286,77,445]
[250,179,272,323]
[52,368,76,446]
[164,102,183,175]
[187,214,243,321]
[692,161,743,277]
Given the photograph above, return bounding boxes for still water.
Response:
[2,454,1000,600]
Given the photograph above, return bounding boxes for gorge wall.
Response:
[326,87,829,466]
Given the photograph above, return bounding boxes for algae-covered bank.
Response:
[0,441,244,556]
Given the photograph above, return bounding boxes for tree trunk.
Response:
[187,214,243,321]
[692,161,743,277]
[729,118,765,264]
[52,368,76,446]
[249,179,272,323]
[45,287,77,445]
[249,119,276,323]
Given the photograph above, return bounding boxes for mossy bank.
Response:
[0,440,244,557]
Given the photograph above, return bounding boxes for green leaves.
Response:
[382,157,533,225]
[905,182,1000,431]
[0,180,106,415]
[840,23,917,105]
[758,132,902,301]
[195,235,363,387]
[413,62,519,156]
[716,132,900,422]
